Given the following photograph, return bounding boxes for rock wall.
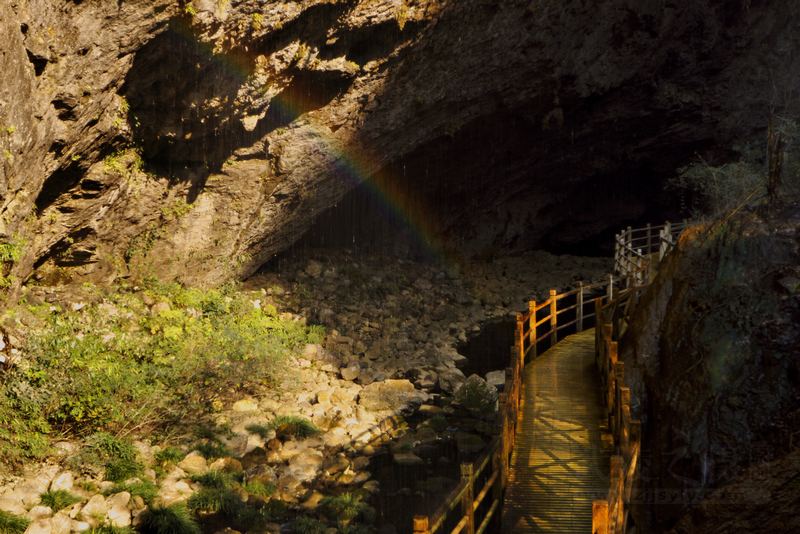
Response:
[0,0,798,286]
[621,201,800,531]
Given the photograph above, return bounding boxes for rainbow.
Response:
[167,19,451,263]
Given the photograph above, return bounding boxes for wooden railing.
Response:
[591,287,644,534]
[614,221,688,287]
[412,279,613,533]
[414,220,690,533]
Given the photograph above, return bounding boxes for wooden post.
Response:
[461,463,476,534]
[610,456,624,532]
[413,516,431,534]
[577,282,584,332]
[592,500,609,534]
[515,314,524,365]
[608,274,614,300]
[549,289,558,346]
[528,300,537,357]
[492,443,504,519]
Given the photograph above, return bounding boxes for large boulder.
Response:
[358,379,427,413]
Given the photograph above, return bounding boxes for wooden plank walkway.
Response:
[502,329,613,533]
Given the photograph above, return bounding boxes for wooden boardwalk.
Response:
[502,329,613,533]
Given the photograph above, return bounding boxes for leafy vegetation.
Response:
[292,516,328,534]
[40,489,82,511]
[68,433,143,482]
[262,415,320,440]
[0,510,30,534]
[319,492,375,528]
[138,504,200,534]
[454,375,498,416]
[0,280,322,465]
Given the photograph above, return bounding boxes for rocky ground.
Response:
[0,249,608,533]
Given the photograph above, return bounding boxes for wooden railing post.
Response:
[549,289,557,346]
[608,274,614,299]
[577,282,584,332]
[515,313,525,365]
[592,500,609,534]
[413,516,431,534]
[461,463,476,534]
[528,300,537,357]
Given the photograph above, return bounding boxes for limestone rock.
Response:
[177,452,208,475]
[49,472,74,493]
[78,495,107,526]
[105,492,131,528]
[358,379,426,413]
[231,398,259,412]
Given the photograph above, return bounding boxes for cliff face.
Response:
[622,201,800,531]
[0,0,798,286]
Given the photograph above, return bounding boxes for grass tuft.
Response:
[0,511,29,534]
[267,415,320,440]
[137,504,200,534]
[40,489,82,511]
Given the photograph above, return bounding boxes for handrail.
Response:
[414,220,691,533]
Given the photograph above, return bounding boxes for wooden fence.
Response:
[591,288,644,534]
[413,221,688,533]
[614,221,688,287]
[412,279,611,533]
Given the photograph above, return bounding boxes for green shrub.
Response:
[454,375,498,416]
[242,479,275,499]
[194,441,230,460]
[40,489,82,511]
[154,446,184,465]
[244,423,272,439]
[70,433,143,482]
[138,504,200,534]
[187,486,241,516]
[267,416,320,440]
[190,470,238,489]
[0,510,29,534]
[292,516,328,534]
[0,279,323,466]
[320,492,375,527]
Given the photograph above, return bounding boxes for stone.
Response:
[0,495,26,515]
[231,397,259,412]
[49,472,74,493]
[438,368,466,394]
[208,457,243,473]
[105,492,131,528]
[70,521,91,533]
[486,370,506,390]
[26,506,53,521]
[305,260,323,278]
[177,452,208,475]
[358,379,426,412]
[287,449,324,482]
[393,452,424,466]
[49,514,71,534]
[340,364,360,381]
[300,491,325,509]
[24,518,52,534]
[158,479,193,506]
[78,495,107,526]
